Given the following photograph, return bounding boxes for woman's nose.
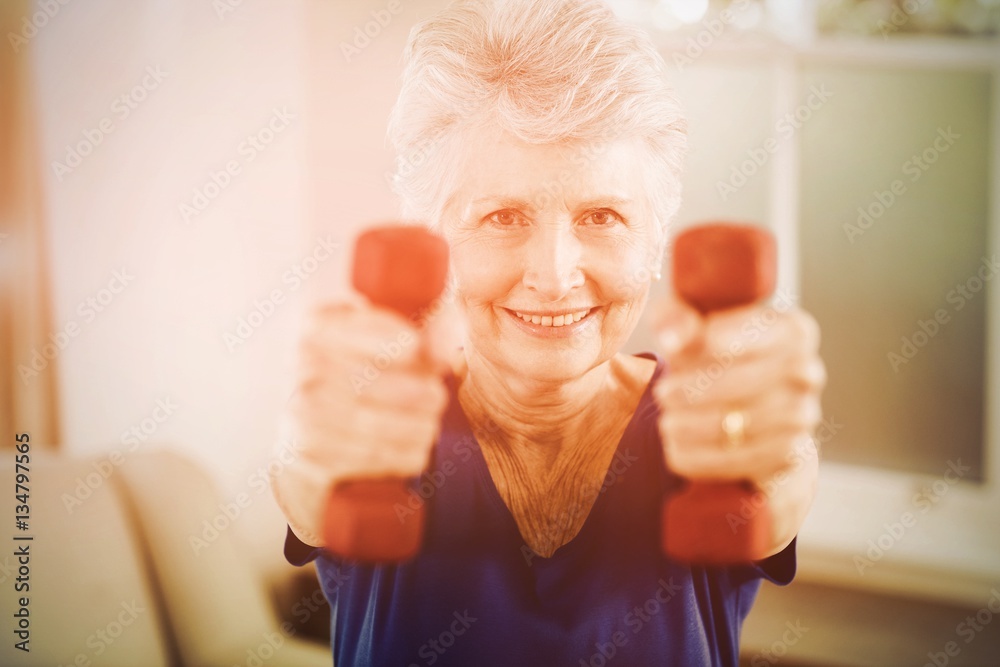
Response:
[522,221,585,302]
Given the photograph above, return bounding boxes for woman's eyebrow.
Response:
[470,196,539,212]
[470,196,634,210]
[575,196,633,209]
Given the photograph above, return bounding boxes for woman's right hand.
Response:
[271,299,455,546]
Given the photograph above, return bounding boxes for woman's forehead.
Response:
[448,128,649,207]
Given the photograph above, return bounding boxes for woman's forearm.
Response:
[753,436,820,559]
[270,458,330,547]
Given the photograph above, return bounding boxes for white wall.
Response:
[303,0,452,286]
[29,0,781,523]
[32,0,310,563]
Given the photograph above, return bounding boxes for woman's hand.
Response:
[270,299,455,546]
[652,292,826,557]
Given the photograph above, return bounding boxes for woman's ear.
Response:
[649,235,667,282]
[423,294,466,375]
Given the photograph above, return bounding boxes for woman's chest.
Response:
[478,422,631,557]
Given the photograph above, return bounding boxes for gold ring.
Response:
[721,410,746,449]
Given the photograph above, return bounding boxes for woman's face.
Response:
[441,127,664,385]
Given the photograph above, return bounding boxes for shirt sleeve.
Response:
[749,536,797,585]
[284,524,324,566]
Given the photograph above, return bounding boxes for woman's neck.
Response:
[456,349,656,556]
[456,349,650,464]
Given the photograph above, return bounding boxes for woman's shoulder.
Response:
[607,352,663,430]
[611,352,661,395]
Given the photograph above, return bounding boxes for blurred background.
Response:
[1,0,998,664]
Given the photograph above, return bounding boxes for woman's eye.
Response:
[583,210,622,226]
[485,210,523,227]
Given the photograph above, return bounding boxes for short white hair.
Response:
[387,0,687,242]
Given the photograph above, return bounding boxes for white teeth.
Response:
[512,309,591,327]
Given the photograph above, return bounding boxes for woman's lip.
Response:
[501,306,599,335]
[507,308,593,317]
[506,307,592,325]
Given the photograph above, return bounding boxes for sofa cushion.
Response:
[0,450,171,666]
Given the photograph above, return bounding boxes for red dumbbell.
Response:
[663,222,777,564]
[323,225,449,562]
[324,223,775,565]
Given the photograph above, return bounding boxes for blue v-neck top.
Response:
[285,353,796,666]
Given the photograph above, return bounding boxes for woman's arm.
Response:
[654,295,826,562]
[751,432,820,558]
[270,455,331,547]
[270,301,452,551]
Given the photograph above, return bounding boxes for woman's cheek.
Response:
[450,236,517,305]
[590,240,654,300]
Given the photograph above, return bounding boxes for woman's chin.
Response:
[494,346,609,386]
[464,309,621,384]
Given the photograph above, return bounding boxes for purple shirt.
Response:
[285,353,796,666]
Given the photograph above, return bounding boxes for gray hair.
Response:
[387,0,687,245]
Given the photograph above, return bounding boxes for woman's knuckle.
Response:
[791,396,821,428]
[789,310,820,351]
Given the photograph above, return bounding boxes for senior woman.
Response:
[273,0,824,665]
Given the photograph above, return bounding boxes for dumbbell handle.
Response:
[662,222,777,564]
[322,226,449,562]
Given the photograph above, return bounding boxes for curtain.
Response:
[0,0,60,448]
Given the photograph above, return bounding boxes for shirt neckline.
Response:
[447,352,665,565]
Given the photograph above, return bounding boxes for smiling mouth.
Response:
[507,308,594,328]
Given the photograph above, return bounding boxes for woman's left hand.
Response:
[651,292,826,550]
